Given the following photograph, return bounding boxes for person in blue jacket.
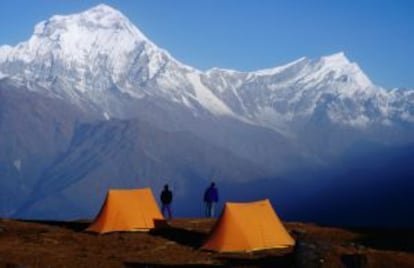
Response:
[204,182,219,217]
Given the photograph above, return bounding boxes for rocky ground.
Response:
[0,218,413,267]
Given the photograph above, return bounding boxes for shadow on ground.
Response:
[217,253,295,267]
[150,220,207,249]
[351,228,414,253]
[341,253,368,268]
[124,263,223,267]
[124,254,296,268]
[22,220,90,232]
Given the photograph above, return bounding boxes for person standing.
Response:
[204,182,219,217]
[160,184,173,220]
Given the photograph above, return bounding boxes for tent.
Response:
[202,199,295,252]
[86,188,163,233]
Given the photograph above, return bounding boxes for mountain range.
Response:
[0,4,413,226]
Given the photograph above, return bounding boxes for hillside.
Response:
[0,218,413,267]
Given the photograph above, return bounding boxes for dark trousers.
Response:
[162,203,172,219]
[205,202,216,218]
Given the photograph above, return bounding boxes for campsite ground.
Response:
[0,218,413,267]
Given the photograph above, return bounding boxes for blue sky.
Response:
[0,0,413,88]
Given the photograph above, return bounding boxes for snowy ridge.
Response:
[252,56,308,77]
[202,51,411,131]
[0,4,413,132]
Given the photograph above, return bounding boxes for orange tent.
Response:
[86,188,163,233]
[202,199,295,252]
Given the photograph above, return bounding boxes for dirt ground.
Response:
[0,218,413,267]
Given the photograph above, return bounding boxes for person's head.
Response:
[164,184,169,190]
[210,182,215,187]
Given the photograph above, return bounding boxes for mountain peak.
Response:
[79,4,128,27]
[313,52,373,88]
[86,3,120,14]
[0,3,171,98]
[33,3,147,42]
[320,52,350,65]
[35,4,131,32]
[25,3,157,67]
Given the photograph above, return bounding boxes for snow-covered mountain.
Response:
[0,4,413,224]
[1,4,413,131]
[0,4,234,120]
